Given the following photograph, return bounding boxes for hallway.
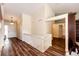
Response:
[1,38,65,56]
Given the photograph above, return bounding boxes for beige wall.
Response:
[16,19,21,39]
[52,23,65,38]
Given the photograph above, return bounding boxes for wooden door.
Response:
[68,13,76,54]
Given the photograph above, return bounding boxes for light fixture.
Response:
[10,20,14,24]
[10,17,14,25]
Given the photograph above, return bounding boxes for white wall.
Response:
[21,4,54,52]
[21,13,32,45]
[21,4,55,35]
[22,14,32,34]
[22,34,52,52]
[30,4,54,52]
[32,4,55,35]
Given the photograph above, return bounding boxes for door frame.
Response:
[45,13,72,55]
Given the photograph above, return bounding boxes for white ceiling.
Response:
[3,3,45,16]
[3,3,79,17]
[49,3,79,15]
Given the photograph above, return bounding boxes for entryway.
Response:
[52,19,65,55]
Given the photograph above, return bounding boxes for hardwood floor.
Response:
[52,38,65,49]
[45,38,65,56]
[1,38,65,56]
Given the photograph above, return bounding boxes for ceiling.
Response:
[49,3,79,15]
[3,3,79,17]
[3,3,44,17]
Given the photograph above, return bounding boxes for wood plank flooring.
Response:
[52,38,65,50]
[44,38,65,56]
[1,38,65,56]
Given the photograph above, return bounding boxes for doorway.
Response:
[2,21,17,55]
[52,19,65,54]
[4,21,17,39]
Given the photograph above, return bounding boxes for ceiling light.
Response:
[10,17,14,25]
[10,22,14,25]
